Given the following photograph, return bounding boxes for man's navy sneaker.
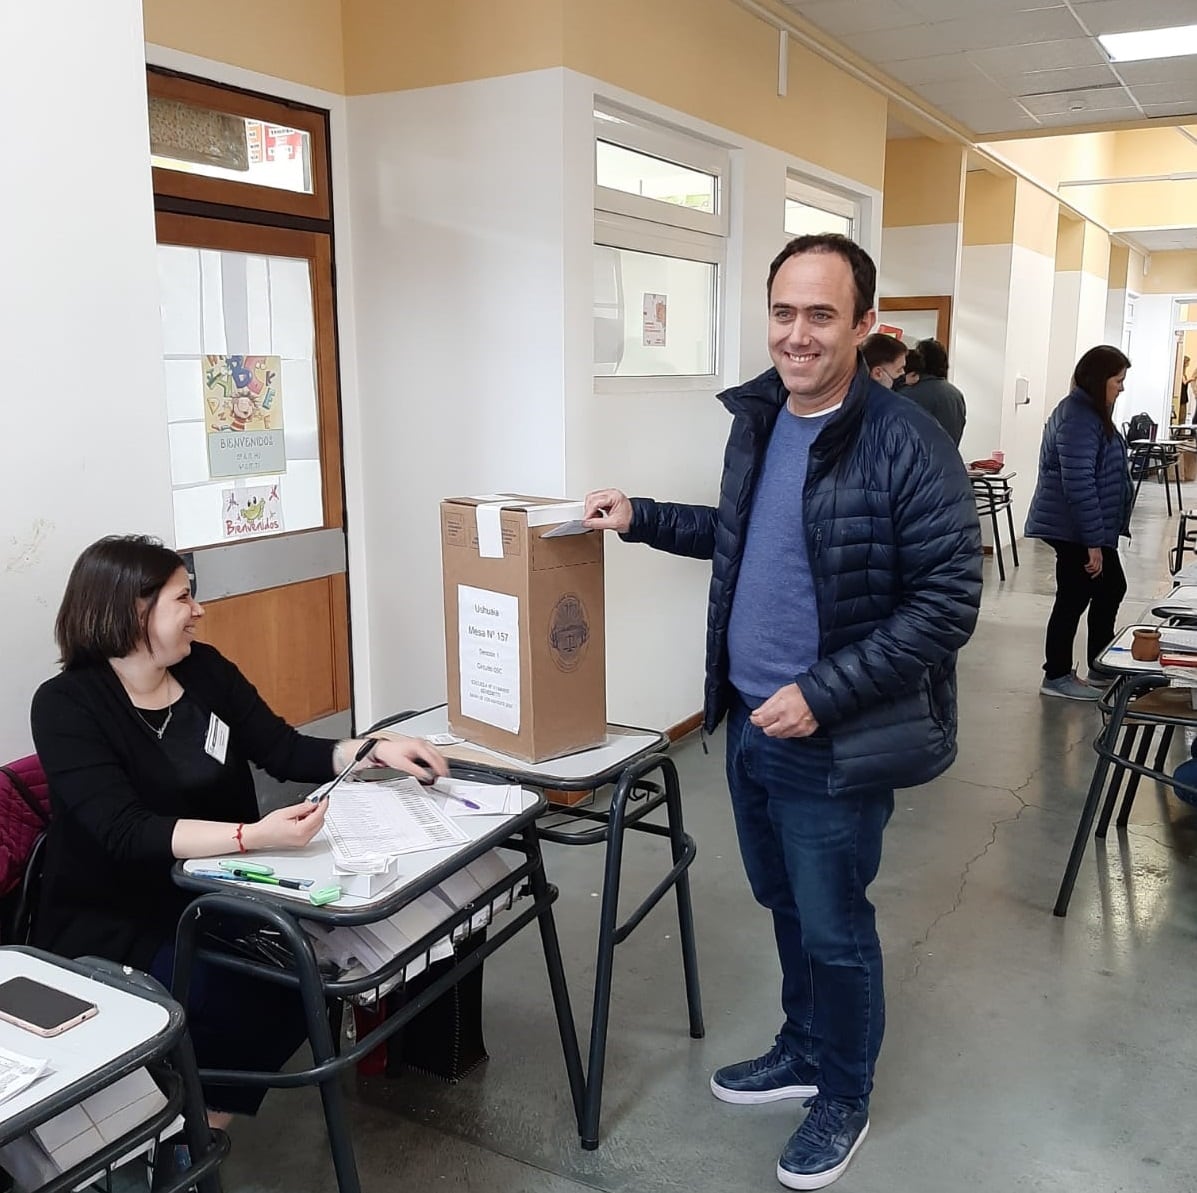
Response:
[777,1096,869,1189]
[709,1041,819,1105]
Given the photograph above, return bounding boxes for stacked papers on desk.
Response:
[0,1044,47,1106]
[303,850,520,1003]
[1159,627,1197,653]
[0,1068,179,1192]
[322,778,471,876]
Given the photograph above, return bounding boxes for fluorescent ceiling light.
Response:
[1099,24,1197,62]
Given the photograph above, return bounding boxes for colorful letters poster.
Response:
[642,293,667,347]
[221,484,284,540]
[203,355,286,478]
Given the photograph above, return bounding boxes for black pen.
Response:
[308,737,379,804]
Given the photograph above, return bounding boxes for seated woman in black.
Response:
[31,534,448,1126]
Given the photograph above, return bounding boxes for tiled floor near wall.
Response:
[224,480,1196,1193]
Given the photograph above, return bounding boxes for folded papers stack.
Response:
[1158,627,1197,706]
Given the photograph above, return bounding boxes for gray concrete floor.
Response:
[225,480,1197,1192]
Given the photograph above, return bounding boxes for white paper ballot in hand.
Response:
[541,520,592,539]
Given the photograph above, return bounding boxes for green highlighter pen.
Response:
[225,869,314,890]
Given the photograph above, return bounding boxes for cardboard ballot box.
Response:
[441,495,606,762]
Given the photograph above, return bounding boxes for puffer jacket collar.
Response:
[717,358,874,479]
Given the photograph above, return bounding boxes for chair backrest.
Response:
[1126,412,1157,442]
[0,755,51,943]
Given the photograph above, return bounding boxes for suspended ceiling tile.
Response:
[1117,57,1197,86]
[885,53,985,86]
[901,0,1067,17]
[1019,85,1138,115]
[849,7,1086,62]
[1005,63,1124,95]
[1070,0,1197,35]
[966,37,1109,76]
[1131,82,1197,106]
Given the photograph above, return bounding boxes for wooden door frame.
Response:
[878,295,952,346]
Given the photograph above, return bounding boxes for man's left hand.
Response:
[750,683,820,738]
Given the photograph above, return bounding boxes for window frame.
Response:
[592,105,729,387]
[784,173,860,241]
[148,68,331,222]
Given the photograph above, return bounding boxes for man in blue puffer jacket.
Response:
[584,234,981,1190]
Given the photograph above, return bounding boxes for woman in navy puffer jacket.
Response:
[1025,345,1133,700]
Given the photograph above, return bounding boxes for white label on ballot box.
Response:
[458,584,520,732]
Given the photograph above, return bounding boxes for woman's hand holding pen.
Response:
[241,800,328,851]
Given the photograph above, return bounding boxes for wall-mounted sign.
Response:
[642,292,667,347]
[203,354,286,478]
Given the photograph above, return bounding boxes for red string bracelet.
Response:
[235,823,247,853]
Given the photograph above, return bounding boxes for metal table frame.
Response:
[171,792,584,1193]
[0,948,227,1193]
[367,707,704,1151]
[969,472,1019,581]
[1129,440,1183,517]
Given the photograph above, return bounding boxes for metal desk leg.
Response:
[990,503,1007,581]
[1151,724,1176,775]
[661,758,704,1041]
[174,909,363,1193]
[1165,462,1175,516]
[1054,710,1125,916]
[1004,498,1020,567]
[523,824,587,1130]
[579,778,632,1150]
[1095,723,1140,839]
[1114,724,1157,829]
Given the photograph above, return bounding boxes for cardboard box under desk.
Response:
[441,495,606,762]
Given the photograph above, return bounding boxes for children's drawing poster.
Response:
[221,484,284,540]
[203,355,286,478]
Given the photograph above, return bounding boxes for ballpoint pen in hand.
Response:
[308,737,379,804]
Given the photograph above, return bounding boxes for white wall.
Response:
[1077,270,1109,355]
[1046,270,1082,416]
[344,70,571,729]
[955,242,1054,532]
[878,223,962,294]
[0,1,169,759]
[955,244,1012,466]
[1001,245,1056,529]
[1125,293,1180,430]
[878,222,963,363]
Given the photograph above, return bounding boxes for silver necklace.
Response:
[135,676,175,740]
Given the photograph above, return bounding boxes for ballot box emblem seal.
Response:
[549,594,590,672]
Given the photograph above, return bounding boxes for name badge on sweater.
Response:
[204,714,229,764]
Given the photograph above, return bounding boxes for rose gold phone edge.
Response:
[0,1003,98,1038]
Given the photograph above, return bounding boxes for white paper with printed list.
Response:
[0,1044,48,1105]
[458,584,520,733]
[321,778,470,874]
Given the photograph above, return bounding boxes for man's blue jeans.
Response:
[725,694,894,1105]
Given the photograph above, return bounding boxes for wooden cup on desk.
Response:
[1131,628,1161,662]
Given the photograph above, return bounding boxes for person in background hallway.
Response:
[860,333,906,389]
[1024,346,1134,701]
[897,347,923,391]
[583,234,981,1190]
[901,338,966,445]
[31,535,448,1125]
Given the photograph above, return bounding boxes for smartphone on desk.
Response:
[0,976,98,1037]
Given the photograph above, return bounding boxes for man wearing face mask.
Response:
[860,333,907,389]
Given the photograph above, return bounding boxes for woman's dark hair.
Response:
[55,535,188,669]
[1072,345,1131,439]
[767,233,876,324]
[915,338,949,379]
